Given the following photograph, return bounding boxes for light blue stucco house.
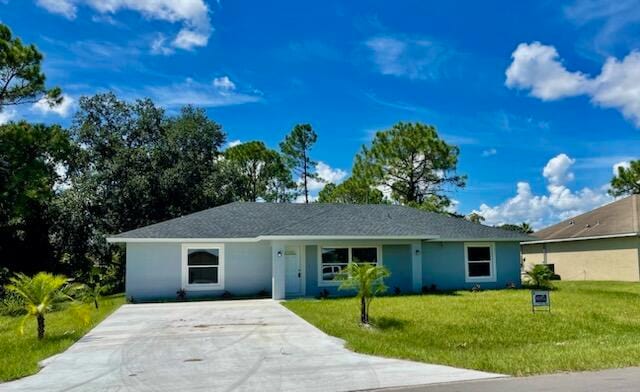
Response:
[107,202,530,301]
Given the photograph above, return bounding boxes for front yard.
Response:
[285,281,640,376]
[0,294,125,381]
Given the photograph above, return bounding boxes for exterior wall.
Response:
[422,241,521,290]
[125,239,524,301]
[126,241,272,301]
[522,237,640,281]
[383,244,413,293]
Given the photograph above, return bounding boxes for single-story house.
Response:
[107,202,530,301]
[522,194,640,281]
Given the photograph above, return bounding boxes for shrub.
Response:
[0,292,26,316]
[176,289,187,301]
[525,264,554,289]
[316,288,330,299]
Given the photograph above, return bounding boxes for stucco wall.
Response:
[383,244,413,293]
[421,241,521,290]
[521,237,640,281]
[126,241,272,301]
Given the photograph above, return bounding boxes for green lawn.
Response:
[284,282,640,376]
[0,294,125,382]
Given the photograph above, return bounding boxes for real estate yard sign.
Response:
[531,290,551,313]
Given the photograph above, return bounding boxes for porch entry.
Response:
[285,245,303,295]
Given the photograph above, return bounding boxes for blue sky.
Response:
[2,0,640,228]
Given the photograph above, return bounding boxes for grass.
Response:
[0,294,125,381]
[284,281,640,376]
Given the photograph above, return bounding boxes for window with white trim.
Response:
[319,246,380,284]
[182,244,224,290]
[464,243,495,282]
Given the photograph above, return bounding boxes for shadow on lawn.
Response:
[372,317,408,331]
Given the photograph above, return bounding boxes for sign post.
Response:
[531,290,550,313]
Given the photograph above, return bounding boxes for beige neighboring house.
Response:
[521,194,640,281]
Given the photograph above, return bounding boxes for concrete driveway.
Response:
[1,299,502,391]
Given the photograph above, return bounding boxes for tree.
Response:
[499,222,534,234]
[519,222,534,234]
[466,212,485,224]
[55,93,231,285]
[317,177,385,204]
[0,23,61,110]
[5,272,84,339]
[336,263,390,325]
[280,124,319,203]
[353,122,466,212]
[0,122,74,275]
[610,160,640,197]
[224,141,294,202]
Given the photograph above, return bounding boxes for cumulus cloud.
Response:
[225,139,242,149]
[505,42,589,100]
[146,77,261,108]
[0,109,17,125]
[473,153,612,229]
[612,160,631,175]
[365,35,455,80]
[306,161,348,192]
[506,41,640,126]
[32,94,75,117]
[35,0,212,51]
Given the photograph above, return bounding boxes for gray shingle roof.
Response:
[109,202,532,241]
[530,194,640,242]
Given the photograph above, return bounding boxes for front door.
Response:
[285,246,302,295]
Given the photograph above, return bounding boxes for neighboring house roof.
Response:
[107,202,531,242]
[524,194,640,244]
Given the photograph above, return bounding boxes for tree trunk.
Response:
[303,149,309,203]
[360,296,368,324]
[37,314,45,340]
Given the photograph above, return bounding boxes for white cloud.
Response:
[564,0,640,55]
[36,0,76,18]
[505,42,589,100]
[32,94,75,117]
[35,0,212,51]
[506,41,640,126]
[0,109,17,125]
[146,77,261,108]
[225,139,242,149]
[150,34,174,55]
[365,35,454,80]
[213,76,236,91]
[613,160,631,175]
[306,161,348,192]
[542,153,575,185]
[482,148,497,157]
[474,153,612,229]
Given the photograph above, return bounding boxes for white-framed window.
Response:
[464,242,496,283]
[318,245,381,286]
[181,243,224,290]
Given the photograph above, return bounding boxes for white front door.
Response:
[285,246,302,295]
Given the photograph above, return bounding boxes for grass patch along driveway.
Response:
[284,281,640,376]
[0,294,125,381]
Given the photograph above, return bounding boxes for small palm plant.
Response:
[5,272,85,339]
[336,263,390,325]
[525,264,554,289]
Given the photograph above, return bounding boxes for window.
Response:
[319,246,380,285]
[321,247,348,282]
[182,244,224,290]
[465,243,495,282]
